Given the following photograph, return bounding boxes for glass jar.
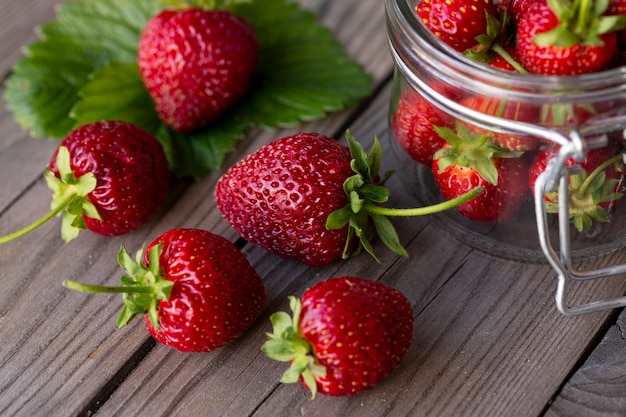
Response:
[385,0,626,314]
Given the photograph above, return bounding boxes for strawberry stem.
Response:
[0,193,75,245]
[363,186,484,217]
[63,243,173,329]
[0,146,101,244]
[62,280,156,294]
[326,131,487,263]
[576,153,622,199]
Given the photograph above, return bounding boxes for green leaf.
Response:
[371,214,409,258]
[5,0,372,178]
[5,0,163,138]
[72,62,162,133]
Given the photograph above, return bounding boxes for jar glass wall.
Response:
[385,0,626,262]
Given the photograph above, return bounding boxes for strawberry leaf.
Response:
[4,0,372,178]
[72,62,163,134]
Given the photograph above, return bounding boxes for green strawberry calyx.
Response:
[433,123,523,185]
[325,131,484,263]
[533,0,626,48]
[544,153,624,231]
[63,243,174,329]
[261,295,326,399]
[0,146,100,245]
[465,10,527,73]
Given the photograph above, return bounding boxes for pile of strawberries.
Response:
[392,0,626,224]
[1,0,420,399]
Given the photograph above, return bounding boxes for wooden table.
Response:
[1,0,625,416]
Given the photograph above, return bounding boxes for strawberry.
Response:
[516,0,626,75]
[0,120,170,244]
[64,228,265,353]
[262,276,413,397]
[391,89,451,164]
[215,131,484,266]
[529,144,625,231]
[416,0,500,52]
[432,123,529,221]
[138,3,258,133]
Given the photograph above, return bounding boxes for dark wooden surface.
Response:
[1,0,625,416]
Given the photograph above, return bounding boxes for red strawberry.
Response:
[391,89,451,164]
[416,0,500,52]
[0,120,170,245]
[516,0,625,75]
[432,123,529,221]
[529,144,625,231]
[138,6,258,133]
[215,131,483,266]
[216,132,357,266]
[64,228,265,353]
[262,276,413,397]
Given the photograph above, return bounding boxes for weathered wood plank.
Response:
[0,0,60,78]
[545,308,626,417]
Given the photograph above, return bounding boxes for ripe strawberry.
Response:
[138,5,258,133]
[215,131,483,266]
[216,132,357,266]
[391,89,451,164]
[64,228,265,353]
[516,0,626,75]
[432,123,529,221]
[416,0,499,52]
[262,276,413,397]
[0,120,170,245]
[529,144,625,232]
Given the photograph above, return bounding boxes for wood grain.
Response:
[0,0,625,416]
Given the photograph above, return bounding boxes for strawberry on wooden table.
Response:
[0,120,170,244]
[138,0,258,133]
[215,131,484,266]
[262,276,413,397]
[64,228,265,353]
